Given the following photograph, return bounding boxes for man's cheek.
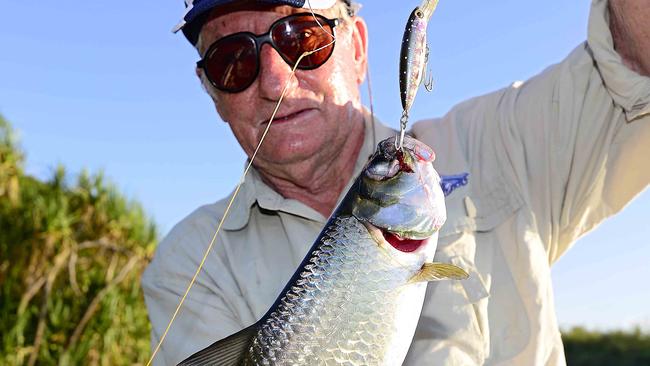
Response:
[330,78,358,106]
[215,95,247,124]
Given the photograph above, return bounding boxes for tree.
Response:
[0,116,157,365]
[563,327,650,366]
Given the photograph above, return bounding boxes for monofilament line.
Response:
[146,43,335,366]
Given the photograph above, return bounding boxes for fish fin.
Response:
[177,323,257,366]
[409,262,469,283]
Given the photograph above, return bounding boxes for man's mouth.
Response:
[264,108,314,125]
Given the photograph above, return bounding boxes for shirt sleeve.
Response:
[496,0,650,263]
[418,0,649,265]
[141,209,244,365]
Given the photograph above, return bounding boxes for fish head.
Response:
[351,135,446,263]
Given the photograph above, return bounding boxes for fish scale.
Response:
[243,217,417,366]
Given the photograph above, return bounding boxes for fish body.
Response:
[179,136,467,366]
[246,216,429,365]
[399,0,439,112]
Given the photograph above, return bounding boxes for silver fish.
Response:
[179,135,467,366]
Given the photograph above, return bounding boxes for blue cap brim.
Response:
[175,0,339,46]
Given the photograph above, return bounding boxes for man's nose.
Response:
[257,44,299,100]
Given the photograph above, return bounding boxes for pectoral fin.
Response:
[177,323,257,365]
[409,262,469,283]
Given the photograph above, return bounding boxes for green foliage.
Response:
[0,116,157,365]
[563,327,650,366]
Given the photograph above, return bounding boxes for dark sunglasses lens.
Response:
[204,35,258,92]
[271,15,334,69]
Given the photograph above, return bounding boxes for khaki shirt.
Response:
[142,0,650,364]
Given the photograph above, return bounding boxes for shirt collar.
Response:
[222,109,396,231]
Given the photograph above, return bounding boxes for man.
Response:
[142,0,650,364]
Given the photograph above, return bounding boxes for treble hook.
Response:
[423,69,434,91]
[422,44,434,92]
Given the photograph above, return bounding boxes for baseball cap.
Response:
[172,0,346,46]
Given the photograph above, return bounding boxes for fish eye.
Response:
[365,159,400,181]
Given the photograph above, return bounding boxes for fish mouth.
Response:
[380,229,428,253]
[362,221,430,254]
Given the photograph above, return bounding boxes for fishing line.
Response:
[146,8,337,366]
[366,61,377,151]
[306,0,336,40]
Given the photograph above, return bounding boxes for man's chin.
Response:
[255,139,331,167]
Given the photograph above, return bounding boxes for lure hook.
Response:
[423,69,434,92]
[422,44,434,92]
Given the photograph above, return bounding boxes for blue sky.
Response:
[1,1,648,330]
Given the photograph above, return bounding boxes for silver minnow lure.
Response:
[399,0,439,115]
[179,135,467,366]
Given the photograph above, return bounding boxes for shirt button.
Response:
[464,196,477,218]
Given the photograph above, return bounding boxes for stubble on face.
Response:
[197,5,368,216]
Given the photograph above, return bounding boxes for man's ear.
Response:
[350,16,369,85]
[196,66,208,92]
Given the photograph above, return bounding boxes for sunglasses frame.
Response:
[197,13,340,93]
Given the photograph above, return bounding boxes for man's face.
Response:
[197,5,368,168]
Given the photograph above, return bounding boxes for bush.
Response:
[0,116,157,365]
[562,327,650,366]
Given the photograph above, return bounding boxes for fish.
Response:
[399,0,439,115]
[178,135,467,366]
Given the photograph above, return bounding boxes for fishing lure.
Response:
[397,0,440,149]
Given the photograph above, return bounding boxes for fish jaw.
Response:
[363,220,440,264]
[352,135,446,254]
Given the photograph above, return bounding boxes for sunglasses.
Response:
[197,13,339,93]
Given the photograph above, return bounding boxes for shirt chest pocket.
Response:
[409,175,524,363]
